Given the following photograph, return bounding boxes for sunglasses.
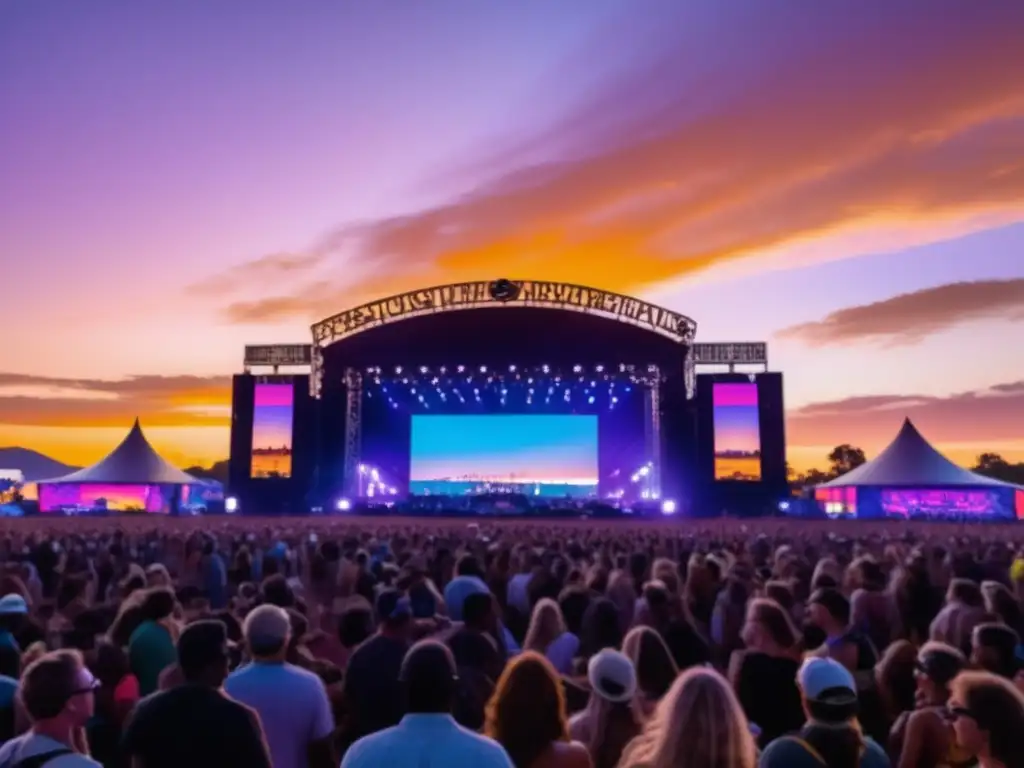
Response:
[947,706,976,722]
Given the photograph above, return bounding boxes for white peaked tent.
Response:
[818,418,1010,489]
[40,419,198,485]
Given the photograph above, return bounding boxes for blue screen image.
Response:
[409,414,598,498]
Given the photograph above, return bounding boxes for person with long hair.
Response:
[728,598,803,747]
[525,599,579,675]
[948,671,1024,768]
[485,652,591,768]
[621,626,678,718]
[619,667,757,768]
[568,650,642,768]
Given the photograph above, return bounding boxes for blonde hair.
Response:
[524,598,567,654]
[618,667,756,768]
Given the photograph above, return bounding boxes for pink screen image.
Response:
[712,383,762,481]
[39,484,173,513]
[251,383,294,479]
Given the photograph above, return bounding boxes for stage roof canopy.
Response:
[818,418,1012,489]
[40,420,198,485]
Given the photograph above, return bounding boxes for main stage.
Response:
[228,279,786,517]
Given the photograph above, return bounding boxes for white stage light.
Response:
[661,499,677,515]
[358,464,367,474]
[778,501,791,511]
[225,497,239,513]
[336,498,352,511]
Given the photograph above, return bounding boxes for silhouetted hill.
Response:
[0,447,79,481]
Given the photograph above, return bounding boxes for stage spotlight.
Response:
[509,364,516,372]
[370,468,380,481]
[573,364,582,373]
[225,497,239,513]
[542,365,550,373]
[395,366,403,374]
[336,498,352,512]
[419,366,428,374]
[661,499,677,515]
[588,396,595,404]
[479,365,487,373]
[639,466,650,477]
[778,501,791,512]
[457,365,465,373]
[611,397,619,404]
[596,365,604,372]
[358,464,367,474]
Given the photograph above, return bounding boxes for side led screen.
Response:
[881,489,1014,520]
[409,414,599,498]
[712,382,762,481]
[251,382,294,479]
[39,484,174,514]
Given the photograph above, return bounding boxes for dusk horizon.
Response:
[2,1,1022,476]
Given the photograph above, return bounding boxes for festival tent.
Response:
[36,419,199,513]
[814,419,1022,519]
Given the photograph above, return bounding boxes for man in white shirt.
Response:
[0,650,101,767]
[341,640,513,768]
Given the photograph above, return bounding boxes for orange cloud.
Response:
[777,279,1024,347]
[203,4,1024,324]
[787,380,1024,470]
[0,373,231,428]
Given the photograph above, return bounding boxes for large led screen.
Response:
[712,382,762,481]
[251,383,294,479]
[39,484,174,514]
[410,414,598,497]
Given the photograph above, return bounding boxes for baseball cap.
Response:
[587,649,637,704]
[798,657,856,703]
[0,594,28,616]
[915,645,965,686]
[375,589,412,623]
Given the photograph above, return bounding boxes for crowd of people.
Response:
[0,515,1023,767]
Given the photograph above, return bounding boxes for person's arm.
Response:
[236,707,274,768]
[895,710,929,768]
[307,678,338,768]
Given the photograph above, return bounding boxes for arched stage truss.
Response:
[307,279,699,399]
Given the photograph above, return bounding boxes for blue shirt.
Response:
[203,553,228,609]
[341,714,513,768]
[0,674,17,708]
[759,734,890,768]
[443,576,490,621]
[224,661,333,768]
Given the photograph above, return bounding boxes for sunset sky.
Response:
[2,1,1023,474]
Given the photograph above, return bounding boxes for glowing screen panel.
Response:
[251,383,294,479]
[712,382,762,481]
[39,484,174,513]
[410,414,598,498]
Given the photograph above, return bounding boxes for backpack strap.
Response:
[783,737,828,765]
[782,735,868,766]
[12,748,73,768]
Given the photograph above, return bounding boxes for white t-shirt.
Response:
[0,733,101,768]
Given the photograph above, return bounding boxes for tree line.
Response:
[188,448,1024,489]
[789,445,1024,487]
